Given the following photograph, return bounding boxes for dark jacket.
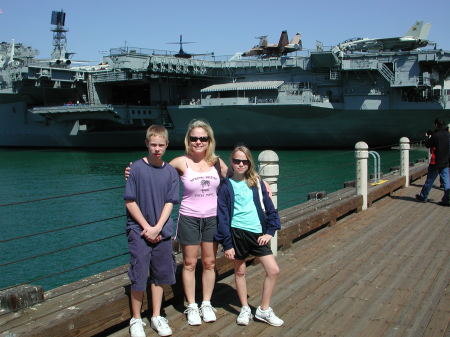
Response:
[215,177,281,250]
[425,128,450,168]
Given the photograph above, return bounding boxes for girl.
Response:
[215,145,283,327]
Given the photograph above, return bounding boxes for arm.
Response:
[154,202,174,233]
[169,156,186,176]
[124,162,132,180]
[214,184,233,251]
[260,179,281,236]
[263,180,273,198]
[257,182,279,245]
[219,158,229,178]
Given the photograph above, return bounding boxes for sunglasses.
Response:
[232,158,250,165]
[189,136,209,142]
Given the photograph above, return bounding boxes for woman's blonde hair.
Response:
[231,145,260,187]
[184,119,218,165]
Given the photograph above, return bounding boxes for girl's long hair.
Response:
[231,145,260,187]
[184,119,218,165]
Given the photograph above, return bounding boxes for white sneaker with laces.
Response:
[200,301,217,322]
[183,303,202,325]
[150,316,172,336]
[130,317,146,337]
[236,306,253,325]
[255,306,284,326]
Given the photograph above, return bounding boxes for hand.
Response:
[141,226,160,241]
[124,162,132,180]
[148,235,162,243]
[224,248,235,260]
[257,234,272,246]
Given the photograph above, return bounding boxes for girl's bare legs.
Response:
[258,254,280,309]
[234,259,248,307]
[182,245,199,304]
[200,241,217,301]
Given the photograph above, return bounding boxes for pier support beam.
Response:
[400,137,410,187]
[355,142,369,210]
[258,150,279,256]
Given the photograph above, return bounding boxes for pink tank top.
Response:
[179,160,220,218]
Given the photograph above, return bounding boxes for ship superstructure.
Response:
[0,13,449,148]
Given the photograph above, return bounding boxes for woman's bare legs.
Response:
[200,241,217,301]
[182,245,199,304]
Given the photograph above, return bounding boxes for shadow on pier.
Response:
[1,165,449,337]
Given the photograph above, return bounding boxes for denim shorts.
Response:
[127,229,176,291]
[176,214,217,245]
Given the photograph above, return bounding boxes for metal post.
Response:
[355,142,369,210]
[368,151,381,183]
[258,150,279,256]
[400,137,410,187]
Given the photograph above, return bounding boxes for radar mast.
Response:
[50,10,72,65]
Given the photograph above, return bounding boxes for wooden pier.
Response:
[107,175,449,337]
[1,164,449,337]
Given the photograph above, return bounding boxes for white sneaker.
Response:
[183,303,202,325]
[255,306,284,326]
[236,306,253,325]
[200,301,217,322]
[130,317,146,337]
[151,316,172,336]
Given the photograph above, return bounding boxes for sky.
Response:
[1,0,449,62]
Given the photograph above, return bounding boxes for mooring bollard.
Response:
[400,137,410,187]
[355,142,369,210]
[258,150,279,256]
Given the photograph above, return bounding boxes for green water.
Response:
[0,148,427,291]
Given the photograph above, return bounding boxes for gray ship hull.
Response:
[1,101,448,149]
[168,103,449,148]
[0,102,148,148]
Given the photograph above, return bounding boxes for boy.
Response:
[124,125,179,337]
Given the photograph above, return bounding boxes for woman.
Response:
[170,119,227,325]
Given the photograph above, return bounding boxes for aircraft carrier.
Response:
[1,11,449,148]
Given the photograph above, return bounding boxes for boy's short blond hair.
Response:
[146,125,169,143]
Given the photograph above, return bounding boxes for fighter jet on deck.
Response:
[338,21,431,52]
[242,31,302,58]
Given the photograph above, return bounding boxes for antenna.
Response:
[50,10,70,63]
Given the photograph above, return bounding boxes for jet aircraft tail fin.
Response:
[278,30,289,47]
[289,33,301,45]
[404,21,431,40]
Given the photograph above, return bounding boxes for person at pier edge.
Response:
[215,145,284,327]
[415,118,450,206]
[124,125,179,337]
